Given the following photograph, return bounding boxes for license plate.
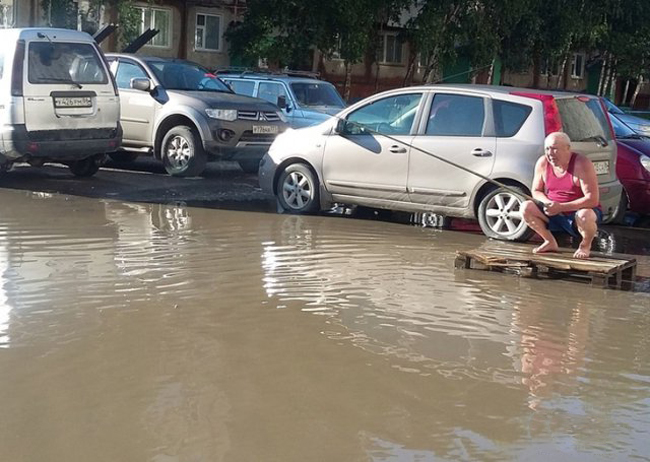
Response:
[252,125,278,134]
[593,160,609,175]
[54,97,92,108]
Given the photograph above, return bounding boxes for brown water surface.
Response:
[0,190,649,461]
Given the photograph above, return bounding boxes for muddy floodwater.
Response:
[0,188,649,461]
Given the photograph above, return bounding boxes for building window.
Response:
[571,53,585,79]
[0,0,14,29]
[195,13,222,51]
[378,33,403,65]
[137,6,171,48]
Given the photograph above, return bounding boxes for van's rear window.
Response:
[28,42,108,85]
[556,97,612,142]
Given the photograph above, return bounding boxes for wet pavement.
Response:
[0,161,649,461]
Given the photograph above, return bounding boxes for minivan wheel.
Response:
[109,152,139,164]
[277,163,320,214]
[161,126,206,177]
[611,190,629,225]
[69,156,101,177]
[238,159,260,174]
[477,186,533,241]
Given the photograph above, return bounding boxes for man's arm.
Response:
[555,155,600,213]
[531,157,550,203]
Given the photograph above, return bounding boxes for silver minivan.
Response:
[0,28,121,176]
[259,84,623,241]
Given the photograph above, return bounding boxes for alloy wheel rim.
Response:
[166,136,192,169]
[484,192,525,236]
[282,171,312,209]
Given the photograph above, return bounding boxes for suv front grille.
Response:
[237,111,280,122]
[239,131,277,143]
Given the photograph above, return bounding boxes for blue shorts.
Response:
[546,208,602,237]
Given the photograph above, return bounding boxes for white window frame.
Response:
[379,32,404,65]
[571,53,586,79]
[195,12,222,52]
[137,6,172,49]
[0,0,15,29]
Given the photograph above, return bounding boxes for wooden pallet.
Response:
[455,245,637,290]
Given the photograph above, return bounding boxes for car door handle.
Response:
[471,148,493,157]
[389,145,407,153]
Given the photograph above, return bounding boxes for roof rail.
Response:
[215,66,320,79]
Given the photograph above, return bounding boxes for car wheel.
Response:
[610,190,629,225]
[161,126,206,177]
[109,152,139,163]
[277,163,320,213]
[477,186,533,241]
[69,156,101,177]
[238,159,260,174]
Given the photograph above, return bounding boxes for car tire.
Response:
[161,126,206,177]
[477,186,533,241]
[238,159,260,174]
[69,156,101,177]
[109,151,139,163]
[610,190,629,225]
[276,163,320,214]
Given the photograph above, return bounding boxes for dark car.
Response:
[609,113,650,221]
[604,98,650,137]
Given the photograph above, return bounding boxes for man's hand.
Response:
[543,201,563,216]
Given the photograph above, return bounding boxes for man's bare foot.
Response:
[573,246,590,259]
[533,240,559,254]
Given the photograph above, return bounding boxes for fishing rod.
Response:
[334,115,538,203]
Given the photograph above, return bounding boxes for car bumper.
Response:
[599,180,624,222]
[622,179,650,214]
[1,124,122,162]
[258,152,279,194]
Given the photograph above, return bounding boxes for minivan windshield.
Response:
[290,82,345,108]
[557,97,613,142]
[28,42,107,85]
[147,60,231,92]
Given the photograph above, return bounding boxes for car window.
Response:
[28,42,108,85]
[557,97,612,142]
[147,60,231,92]
[224,79,255,96]
[493,100,532,137]
[345,93,422,135]
[290,82,345,108]
[258,82,287,105]
[115,61,148,89]
[426,94,485,136]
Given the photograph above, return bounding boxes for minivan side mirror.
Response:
[277,95,287,109]
[130,77,151,92]
[335,118,348,134]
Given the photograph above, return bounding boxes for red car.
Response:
[610,114,650,222]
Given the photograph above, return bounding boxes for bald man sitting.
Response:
[521,132,601,259]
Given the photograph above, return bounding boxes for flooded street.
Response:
[0,187,649,461]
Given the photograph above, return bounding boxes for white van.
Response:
[0,28,121,176]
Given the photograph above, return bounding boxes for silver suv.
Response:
[219,70,346,128]
[106,54,288,175]
[259,84,623,241]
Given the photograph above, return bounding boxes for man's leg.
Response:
[521,200,559,253]
[573,208,598,259]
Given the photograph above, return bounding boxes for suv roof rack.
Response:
[215,66,320,79]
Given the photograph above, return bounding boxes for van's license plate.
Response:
[54,97,92,108]
[252,125,278,134]
[593,161,609,175]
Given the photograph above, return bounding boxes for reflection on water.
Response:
[0,189,648,461]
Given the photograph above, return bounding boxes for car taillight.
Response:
[510,91,562,135]
[598,97,616,139]
[11,39,25,97]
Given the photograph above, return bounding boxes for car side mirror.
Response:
[277,95,287,109]
[131,77,151,92]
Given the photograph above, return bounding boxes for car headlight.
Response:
[641,155,650,173]
[205,108,237,121]
[277,111,288,123]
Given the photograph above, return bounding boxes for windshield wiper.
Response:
[45,77,83,89]
[577,135,608,146]
[618,134,642,139]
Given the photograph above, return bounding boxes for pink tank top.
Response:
[544,153,584,203]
